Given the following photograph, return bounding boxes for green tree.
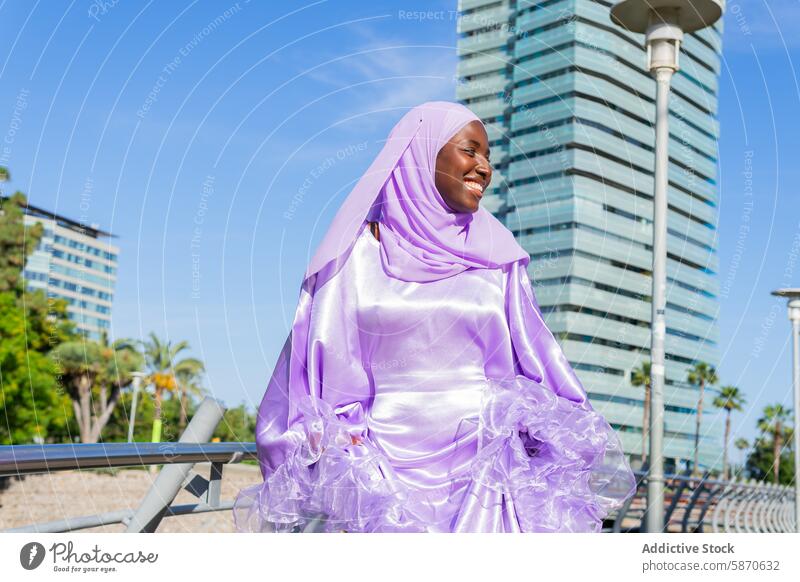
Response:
[212,403,257,443]
[50,332,143,443]
[141,333,203,442]
[687,362,718,476]
[0,293,75,444]
[104,390,188,443]
[756,404,792,483]
[0,180,76,444]
[630,361,651,466]
[745,433,795,485]
[0,189,42,292]
[712,385,745,481]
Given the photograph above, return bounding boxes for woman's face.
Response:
[434,120,492,214]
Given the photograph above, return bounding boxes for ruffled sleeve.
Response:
[468,375,637,532]
[483,260,637,531]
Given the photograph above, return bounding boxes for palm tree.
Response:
[757,403,792,483]
[712,385,745,480]
[141,332,204,442]
[630,361,651,467]
[687,362,718,476]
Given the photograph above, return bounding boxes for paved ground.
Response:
[0,463,262,533]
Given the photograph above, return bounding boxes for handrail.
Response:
[0,442,258,477]
[608,470,797,533]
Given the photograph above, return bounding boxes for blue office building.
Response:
[18,200,118,339]
[456,0,723,472]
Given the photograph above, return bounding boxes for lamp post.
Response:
[127,372,146,443]
[771,288,800,532]
[609,0,723,533]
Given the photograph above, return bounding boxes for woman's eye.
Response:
[463,148,476,156]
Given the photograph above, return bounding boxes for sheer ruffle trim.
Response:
[232,398,430,533]
[234,377,637,533]
[471,376,638,532]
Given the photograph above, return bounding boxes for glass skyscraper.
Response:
[456,0,722,472]
[18,201,118,340]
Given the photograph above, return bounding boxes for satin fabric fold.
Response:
[233,225,637,532]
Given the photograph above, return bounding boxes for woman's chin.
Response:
[465,198,481,213]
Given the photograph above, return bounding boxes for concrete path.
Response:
[0,463,262,533]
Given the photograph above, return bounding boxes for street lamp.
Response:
[771,288,800,532]
[609,0,724,533]
[127,371,147,443]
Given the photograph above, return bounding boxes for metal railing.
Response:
[605,470,797,533]
[0,398,257,533]
[0,402,795,533]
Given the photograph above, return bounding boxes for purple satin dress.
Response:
[233,223,637,533]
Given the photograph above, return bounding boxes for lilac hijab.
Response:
[305,101,529,284]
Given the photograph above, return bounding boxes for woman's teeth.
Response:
[465,181,483,193]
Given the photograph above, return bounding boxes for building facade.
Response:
[456,0,723,473]
[20,201,118,339]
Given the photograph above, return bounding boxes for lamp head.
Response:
[611,0,724,34]
[773,289,800,321]
[610,0,724,72]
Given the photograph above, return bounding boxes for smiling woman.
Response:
[232,101,636,533]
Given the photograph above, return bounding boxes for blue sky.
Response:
[0,0,798,452]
